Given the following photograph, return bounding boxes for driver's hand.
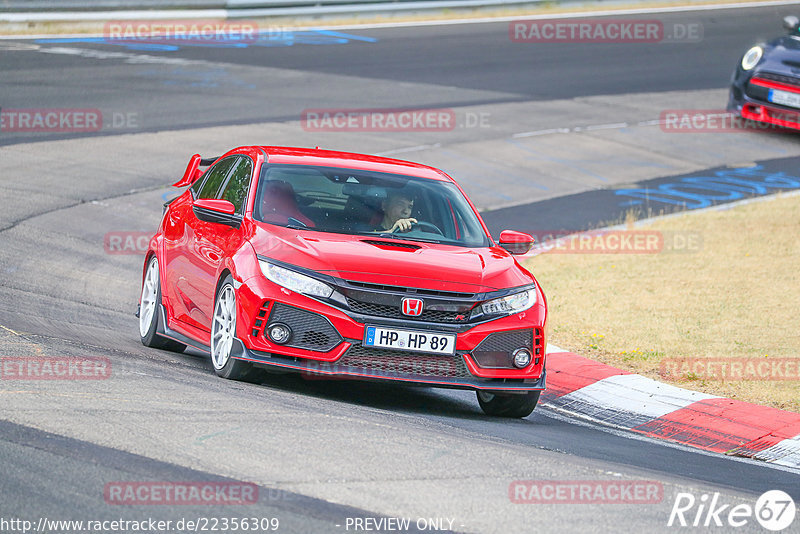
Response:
[390,218,417,233]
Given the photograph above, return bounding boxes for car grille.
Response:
[264,303,342,352]
[345,297,469,323]
[753,72,800,88]
[471,328,543,369]
[746,72,800,102]
[333,342,472,379]
[251,301,271,337]
[345,280,474,299]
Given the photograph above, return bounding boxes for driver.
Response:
[376,189,417,233]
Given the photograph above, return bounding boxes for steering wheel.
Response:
[402,221,444,235]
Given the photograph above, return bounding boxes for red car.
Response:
[138,146,547,417]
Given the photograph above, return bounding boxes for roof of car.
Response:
[254,146,453,182]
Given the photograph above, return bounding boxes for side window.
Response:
[219,157,253,214]
[195,157,237,199]
[189,176,205,198]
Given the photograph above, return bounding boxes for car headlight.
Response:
[741,46,763,71]
[259,261,333,299]
[481,287,537,316]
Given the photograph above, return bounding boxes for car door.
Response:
[195,156,254,326]
[162,156,238,335]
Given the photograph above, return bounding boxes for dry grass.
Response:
[526,193,800,413]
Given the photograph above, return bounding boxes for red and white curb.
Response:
[543,345,800,469]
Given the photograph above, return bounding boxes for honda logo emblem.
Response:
[401,298,424,317]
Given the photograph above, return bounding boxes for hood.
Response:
[754,35,800,75]
[250,224,533,293]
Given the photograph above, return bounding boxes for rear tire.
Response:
[211,275,257,381]
[477,390,540,418]
[139,256,186,352]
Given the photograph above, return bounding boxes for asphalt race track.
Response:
[1,4,799,533]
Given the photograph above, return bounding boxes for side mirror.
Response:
[784,15,799,32]
[193,199,241,228]
[498,230,535,255]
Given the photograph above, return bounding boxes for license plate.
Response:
[768,88,800,109]
[363,326,456,355]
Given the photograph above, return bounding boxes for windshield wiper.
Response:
[285,217,309,230]
[376,232,441,244]
[349,230,441,244]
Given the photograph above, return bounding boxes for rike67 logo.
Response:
[668,490,796,531]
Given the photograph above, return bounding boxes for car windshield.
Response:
[253,164,490,247]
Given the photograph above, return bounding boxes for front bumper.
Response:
[234,338,546,392]
[739,102,800,129]
[729,70,800,130]
[232,274,548,392]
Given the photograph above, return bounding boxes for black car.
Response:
[729,15,800,130]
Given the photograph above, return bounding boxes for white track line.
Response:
[557,374,719,420]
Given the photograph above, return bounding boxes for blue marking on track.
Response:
[36,30,377,51]
[614,164,800,209]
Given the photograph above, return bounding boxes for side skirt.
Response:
[156,305,211,354]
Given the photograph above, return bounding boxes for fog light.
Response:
[267,323,292,344]
[512,348,532,368]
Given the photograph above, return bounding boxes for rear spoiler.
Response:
[172,154,220,187]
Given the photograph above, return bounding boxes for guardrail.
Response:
[3,0,529,11]
[0,0,551,22]
[0,0,749,22]
[0,1,222,10]
[0,0,552,22]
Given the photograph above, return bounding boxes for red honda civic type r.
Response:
[138,146,548,417]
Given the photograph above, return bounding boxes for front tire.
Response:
[139,256,186,352]
[477,390,541,418]
[211,275,256,381]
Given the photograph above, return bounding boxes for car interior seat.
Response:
[259,180,315,227]
[342,195,382,229]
